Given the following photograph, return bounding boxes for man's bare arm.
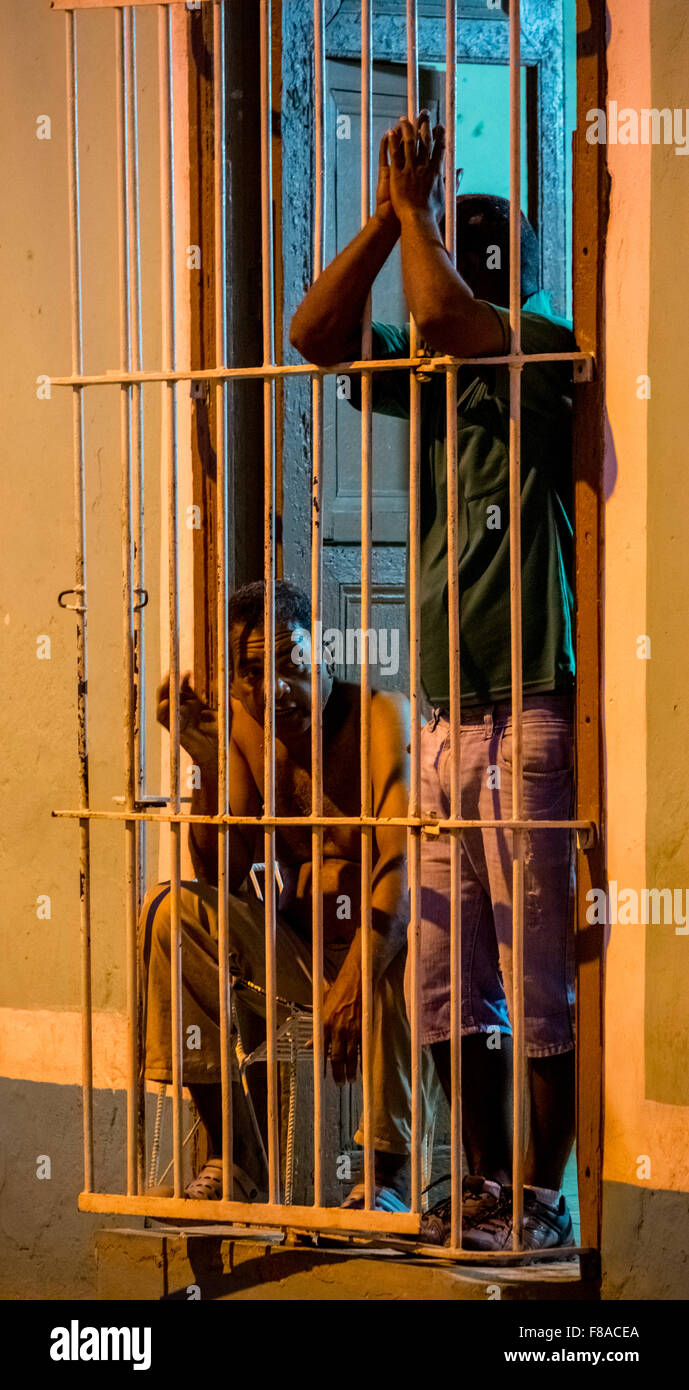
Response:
[289,135,400,366]
[388,119,505,358]
[322,689,411,1078]
[321,690,411,1084]
[188,736,259,891]
[334,691,410,981]
[156,674,257,889]
[399,207,504,356]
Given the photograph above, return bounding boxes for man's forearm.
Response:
[289,211,400,365]
[189,768,254,892]
[340,905,407,991]
[398,206,476,344]
[189,764,220,884]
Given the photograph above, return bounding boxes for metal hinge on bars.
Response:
[190,378,209,403]
[58,585,148,613]
[57,585,86,613]
[573,355,595,383]
[422,813,441,840]
[577,823,597,851]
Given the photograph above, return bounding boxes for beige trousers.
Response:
[139,879,437,1155]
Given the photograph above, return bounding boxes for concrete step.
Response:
[95,1227,600,1301]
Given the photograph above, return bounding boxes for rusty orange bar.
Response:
[359,0,375,1214]
[52,1,188,8]
[125,4,149,1195]
[64,6,94,1195]
[260,0,280,1206]
[54,807,594,832]
[49,349,592,389]
[213,0,234,1205]
[444,0,464,1253]
[406,0,423,1216]
[158,1,184,1198]
[311,0,326,1208]
[508,0,525,1251]
[115,5,139,1198]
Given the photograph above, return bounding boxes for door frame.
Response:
[186,0,608,1253]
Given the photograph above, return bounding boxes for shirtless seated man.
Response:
[139,578,427,1211]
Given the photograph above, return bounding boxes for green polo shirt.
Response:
[353,293,576,706]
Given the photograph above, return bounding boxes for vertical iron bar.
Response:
[311,0,326,1208]
[66,7,94,1195]
[406,0,423,1216]
[359,0,374,1212]
[158,1,184,1198]
[260,0,280,1205]
[212,0,234,1204]
[126,8,147,889]
[126,2,148,1198]
[115,5,139,1198]
[444,0,463,1251]
[508,0,525,1251]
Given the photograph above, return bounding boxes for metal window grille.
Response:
[51,0,600,1262]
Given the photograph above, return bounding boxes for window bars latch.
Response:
[422,814,441,840]
[577,823,597,851]
[58,586,147,613]
[57,585,86,613]
[573,356,595,383]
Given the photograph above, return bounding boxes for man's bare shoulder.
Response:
[330,681,409,727]
[370,688,410,746]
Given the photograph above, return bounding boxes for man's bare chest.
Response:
[237,704,362,861]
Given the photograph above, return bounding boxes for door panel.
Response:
[324,61,438,546]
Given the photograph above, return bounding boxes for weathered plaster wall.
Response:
[601,0,689,1298]
[0,0,194,1297]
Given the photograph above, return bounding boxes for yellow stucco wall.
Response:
[1,0,160,1026]
[603,0,689,1202]
[0,0,196,1063]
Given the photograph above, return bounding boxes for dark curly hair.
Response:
[228,578,311,635]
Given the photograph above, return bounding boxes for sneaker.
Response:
[419,1175,503,1247]
[462,1185,574,1252]
[340,1182,410,1214]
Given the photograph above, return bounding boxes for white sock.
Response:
[525,1183,560,1208]
[482,1179,502,1198]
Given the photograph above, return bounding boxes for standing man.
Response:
[290,114,577,1250]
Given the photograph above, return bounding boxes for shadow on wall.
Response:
[0,1078,191,1300]
[602,1181,689,1299]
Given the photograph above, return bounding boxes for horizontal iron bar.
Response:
[381,1241,591,1267]
[77,1191,592,1266]
[76,1191,590,1263]
[49,351,594,388]
[52,2,190,10]
[53,807,595,831]
[79,1190,419,1233]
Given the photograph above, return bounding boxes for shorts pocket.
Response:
[498,719,573,777]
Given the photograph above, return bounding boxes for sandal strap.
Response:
[185,1160,261,1203]
[186,1161,223,1200]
